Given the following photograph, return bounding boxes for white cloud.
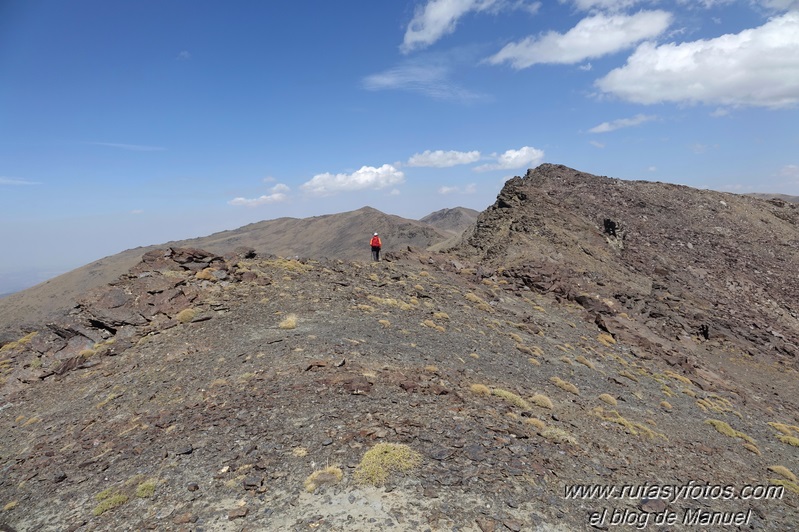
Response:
[596,12,799,108]
[579,62,593,71]
[779,164,799,179]
[589,113,657,133]
[690,143,718,154]
[488,10,672,68]
[564,0,648,11]
[301,164,405,195]
[130,209,144,214]
[363,59,484,102]
[228,183,290,207]
[176,50,191,60]
[475,146,545,171]
[407,149,481,167]
[401,0,541,53]
[0,177,41,185]
[89,142,166,151]
[757,0,799,10]
[648,166,657,172]
[438,183,477,194]
[589,140,605,148]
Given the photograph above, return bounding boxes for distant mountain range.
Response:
[0,206,479,339]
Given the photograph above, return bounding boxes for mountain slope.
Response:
[1,165,798,530]
[453,164,799,370]
[0,207,450,341]
[1,245,797,531]
[420,207,480,235]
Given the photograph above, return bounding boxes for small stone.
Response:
[321,438,333,446]
[429,447,454,460]
[173,513,198,524]
[503,518,523,531]
[475,517,496,532]
[243,476,262,490]
[229,506,249,520]
[640,498,667,513]
[174,444,193,455]
[53,471,67,483]
[187,482,199,492]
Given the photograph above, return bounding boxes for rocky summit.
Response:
[1,164,798,531]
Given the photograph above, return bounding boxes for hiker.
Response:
[370,232,382,262]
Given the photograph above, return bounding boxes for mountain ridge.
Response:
[0,206,468,341]
[1,164,798,531]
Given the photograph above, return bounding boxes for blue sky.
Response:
[1,0,798,292]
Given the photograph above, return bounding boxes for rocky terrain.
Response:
[1,164,798,531]
[0,207,457,344]
[421,208,480,236]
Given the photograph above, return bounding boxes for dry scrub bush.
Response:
[433,312,449,320]
[354,443,422,486]
[0,332,38,353]
[469,384,491,396]
[304,466,343,492]
[597,333,616,346]
[768,466,797,482]
[705,419,756,445]
[550,377,579,395]
[292,447,308,457]
[540,427,577,445]
[528,357,541,366]
[598,394,618,406]
[696,394,740,417]
[743,443,761,455]
[465,292,493,312]
[135,479,157,498]
[593,407,666,440]
[93,489,128,516]
[778,435,799,447]
[664,370,693,386]
[492,389,532,410]
[279,314,297,329]
[660,401,673,411]
[516,344,536,356]
[524,418,546,430]
[378,319,391,328]
[769,479,799,495]
[575,355,595,369]
[176,308,197,324]
[421,320,445,332]
[768,422,799,436]
[531,394,553,409]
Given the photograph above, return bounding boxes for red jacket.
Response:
[370,235,382,248]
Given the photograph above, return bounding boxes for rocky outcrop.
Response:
[454,163,799,379]
[0,247,261,395]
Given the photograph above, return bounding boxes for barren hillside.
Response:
[1,164,798,531]
[0,207,451,342]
